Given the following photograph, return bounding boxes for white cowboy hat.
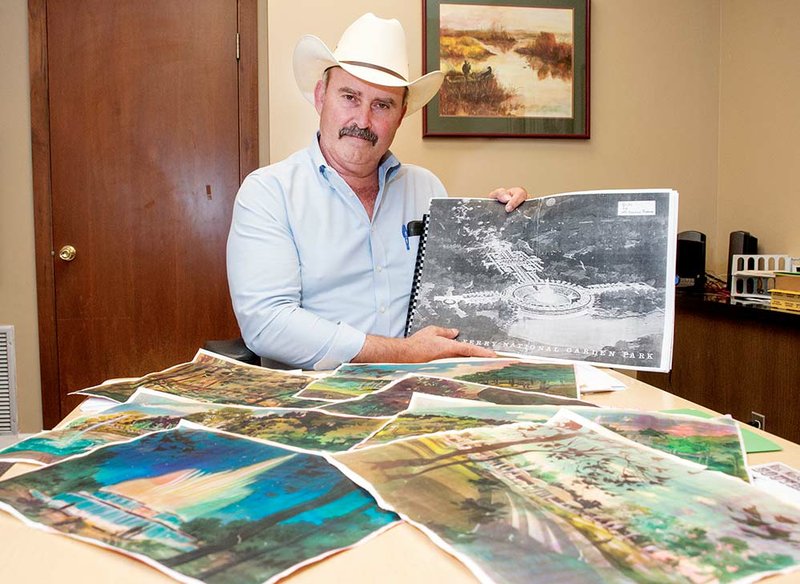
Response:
[293,13,443,117]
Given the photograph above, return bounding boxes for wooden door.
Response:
[30,0,258,427]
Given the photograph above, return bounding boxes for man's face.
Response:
[314,67,407,177]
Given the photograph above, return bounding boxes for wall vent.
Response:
[0,325,18,435]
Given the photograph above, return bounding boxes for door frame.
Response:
[28,0,260,428]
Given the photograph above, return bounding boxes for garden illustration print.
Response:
[321,374,593,419]
[0,426,397,584]
[75,349,317,408]
[0,388,385,465]
[298,358,578,401]
[336,411,800,583]
[362,394,750,481]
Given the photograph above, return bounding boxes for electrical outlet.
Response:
[750,411,766,430]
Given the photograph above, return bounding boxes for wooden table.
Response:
[1,371,798,583]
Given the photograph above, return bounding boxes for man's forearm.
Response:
[352,334,410,363]
[352,326,495,364]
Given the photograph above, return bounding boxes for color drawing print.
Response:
[362,394,749,481]
[439,4,574,118]
[0,389,226,465]
[0,425,398,584]
[184,404,389,453]
[408,192,678,371]
[335,411,800,583]
[321,374,594,419]
[0,388,388,465]
[298,358,578,401]
[74,349,317,408]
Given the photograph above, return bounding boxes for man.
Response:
[227,13,527,370]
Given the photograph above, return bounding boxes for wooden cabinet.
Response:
[639,294,800,443]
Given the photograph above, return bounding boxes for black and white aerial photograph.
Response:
[407,190,678,371]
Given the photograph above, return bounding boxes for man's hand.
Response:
[489,186,528,212]
[353,326,496,364]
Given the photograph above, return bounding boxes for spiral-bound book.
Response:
[405,190,679,372]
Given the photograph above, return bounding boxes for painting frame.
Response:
[423,0,590,138]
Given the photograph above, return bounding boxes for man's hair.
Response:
[321,67,409,108]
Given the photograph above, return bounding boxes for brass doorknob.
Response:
[58,245,77,262]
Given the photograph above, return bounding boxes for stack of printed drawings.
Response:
[1,349,800,583]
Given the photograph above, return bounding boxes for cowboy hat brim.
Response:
[293,34,443,117]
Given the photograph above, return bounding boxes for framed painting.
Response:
[423,0,590,138]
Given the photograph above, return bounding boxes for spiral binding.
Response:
[404,213,430,337]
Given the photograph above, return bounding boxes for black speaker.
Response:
[727,230,758,289]
[676,231,706,292]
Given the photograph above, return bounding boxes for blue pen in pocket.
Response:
[402,224,410,250]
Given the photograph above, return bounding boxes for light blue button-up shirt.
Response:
[226,135,447,370]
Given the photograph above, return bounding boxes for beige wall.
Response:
[1,0,797,431]
[0,0,42,433]
[717,0,800,272]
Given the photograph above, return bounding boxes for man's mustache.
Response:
[338,124,378,146]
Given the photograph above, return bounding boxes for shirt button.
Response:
[376,266,383,272]
[380,306,386,313]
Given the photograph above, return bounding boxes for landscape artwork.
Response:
[321,374,594,419]
[298,358,578,401]
[74,349,317,408]
[183,405,390,453]
[0,425,398,584]
[359,393,555,448]
[438,3,573,118]
[0,389,226,465]
[0,389,389,465]
[362,394,750,480]
[335,411,800,583]
[406,192,678,371]
[424,0,589,137]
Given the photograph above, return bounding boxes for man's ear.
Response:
[313,80,325,115]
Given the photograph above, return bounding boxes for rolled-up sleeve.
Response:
[226,172,366,370]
